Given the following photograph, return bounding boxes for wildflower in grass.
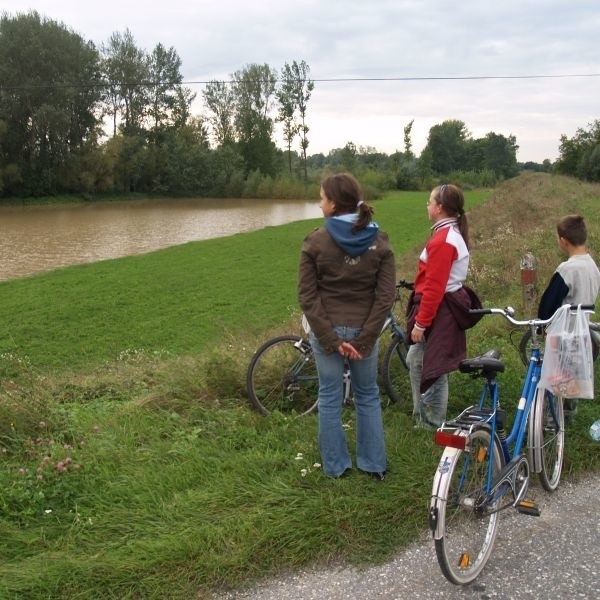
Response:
[18,468,25,476]
[295,452,304,460]
[313,463,321,469]
[300,468,308,477]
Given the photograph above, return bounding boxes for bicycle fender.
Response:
[528,386,549,474]
[430,446,461,540]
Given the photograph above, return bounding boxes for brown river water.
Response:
[0,197,322,281]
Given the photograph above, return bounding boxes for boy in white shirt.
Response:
[538,214,600,419]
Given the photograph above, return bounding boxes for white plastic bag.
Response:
[539,305,594,399]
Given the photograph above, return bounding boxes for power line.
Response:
[309,73,600,82]
[2,72,600,91]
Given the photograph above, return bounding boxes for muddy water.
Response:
[0,197,321,281]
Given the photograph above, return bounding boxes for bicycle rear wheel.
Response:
[379,334,410,406]
[246,335,318,416]
[533,387,565,492]
[432,429,503,585]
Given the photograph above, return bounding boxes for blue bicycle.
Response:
[429,303,594,585]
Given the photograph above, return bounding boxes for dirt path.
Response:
[215,473,600,599]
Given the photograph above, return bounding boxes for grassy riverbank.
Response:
[1,173,599,599]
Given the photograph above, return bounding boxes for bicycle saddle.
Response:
[459,349,505,375]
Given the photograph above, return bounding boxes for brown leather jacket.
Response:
[298,227,396,355]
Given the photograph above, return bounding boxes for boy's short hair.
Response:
[557,214,587,246]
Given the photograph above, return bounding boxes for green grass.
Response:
[0,189,490,372]
[0,175,599,599]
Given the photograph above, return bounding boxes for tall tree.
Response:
[101,29,148,135]
[481,132,519,178]
[202,80,236,147]
[339,141,357,172]
[0,11,102,196]
[147,43,191,135]
[232,63,278,176]
[276,64,299,175]
[289,60,314,181]
[555,120,600,181]
[403,119,414,157]
[424,119,471,174]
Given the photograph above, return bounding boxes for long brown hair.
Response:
[434,183,470,249]
[321,173,374,232]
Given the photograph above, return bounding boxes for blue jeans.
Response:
[310,327,386,478]
[406,341,448,428]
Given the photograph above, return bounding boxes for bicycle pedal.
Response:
[515,500,541,516]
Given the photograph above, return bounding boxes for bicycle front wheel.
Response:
[380,334,410,406]
[246,335,318,416]
[432,429,503,585]
[532,387,565,492]
[518,328,533,367]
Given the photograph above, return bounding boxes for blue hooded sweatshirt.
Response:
[324,214,379,258]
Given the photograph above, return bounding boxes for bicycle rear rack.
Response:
[435,406,496,449]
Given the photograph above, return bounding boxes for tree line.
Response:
[554,120,600,182]
[0,10,557,201]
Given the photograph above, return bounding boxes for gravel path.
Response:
[215,473,600,599]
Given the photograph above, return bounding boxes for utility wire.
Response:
[1,72,600,91]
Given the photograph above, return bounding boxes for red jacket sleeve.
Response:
[415,234,457,328]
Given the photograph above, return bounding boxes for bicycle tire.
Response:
[532,387,565,492]
[518,328,534,368]
[246,335,319,416]
[433,428,503,585]
[379,333,410,406]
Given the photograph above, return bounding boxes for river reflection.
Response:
[0,197,322,281]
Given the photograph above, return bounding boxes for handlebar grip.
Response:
[575,304,595,311]
[469,308,492,315]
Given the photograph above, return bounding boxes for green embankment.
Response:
[0,173,598,599]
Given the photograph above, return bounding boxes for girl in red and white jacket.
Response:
[406,184,472,428]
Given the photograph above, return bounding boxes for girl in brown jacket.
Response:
[298,173,396,479]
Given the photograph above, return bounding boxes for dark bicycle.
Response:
[246,280,413,415]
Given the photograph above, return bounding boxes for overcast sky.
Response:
[4,0,600,162]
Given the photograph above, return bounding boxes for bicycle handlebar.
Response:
[469,303,595,328]
[396,279,414,291]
